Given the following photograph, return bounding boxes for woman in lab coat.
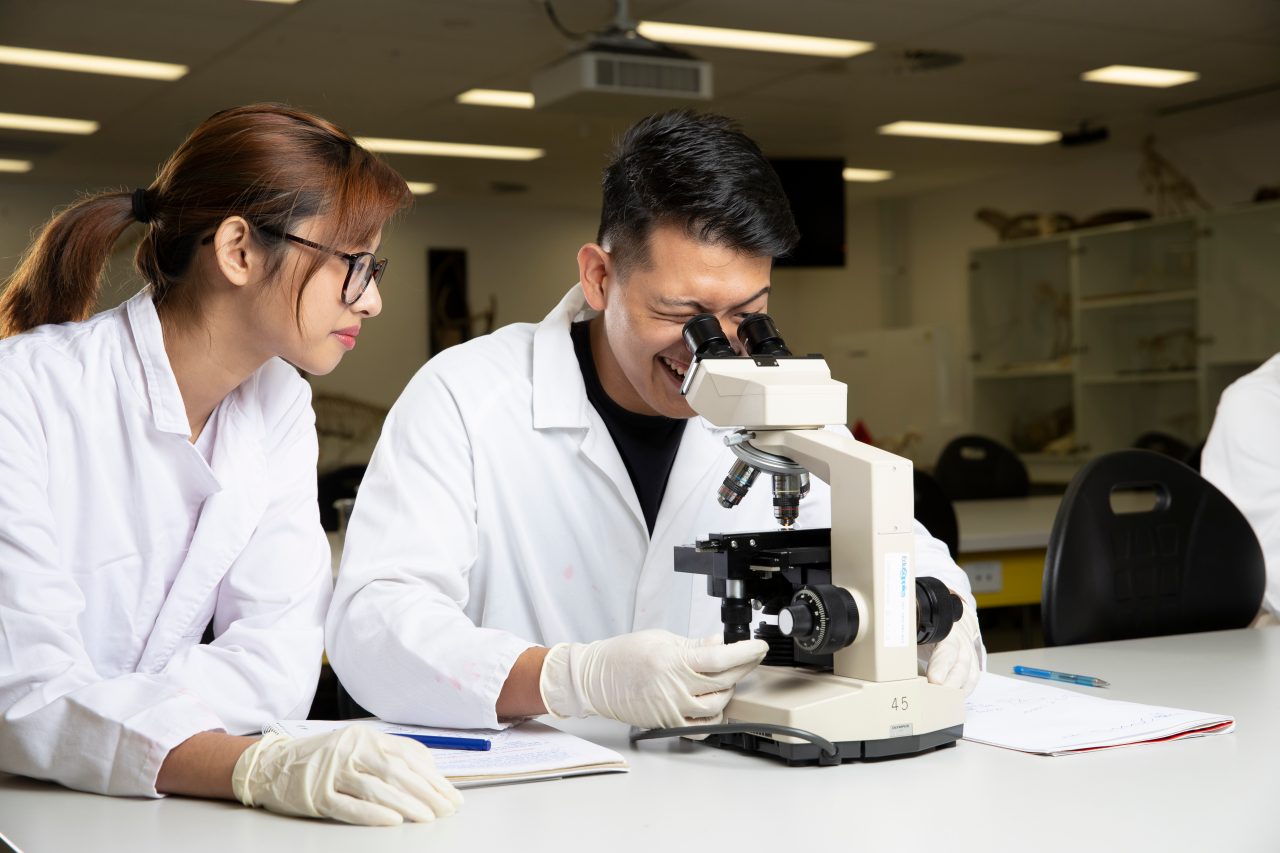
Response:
[0,104,461,826]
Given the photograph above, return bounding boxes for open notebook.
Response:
[266,719,628,788]
[963,672,1235,756]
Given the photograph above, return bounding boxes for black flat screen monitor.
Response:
[769,158,846,268]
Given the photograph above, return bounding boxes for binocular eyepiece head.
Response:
[682,312,792,359]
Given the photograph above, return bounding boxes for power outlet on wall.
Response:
[961,560,1003,594]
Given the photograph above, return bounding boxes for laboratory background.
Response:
[1,1,1279,847]
[2,0,1278,646]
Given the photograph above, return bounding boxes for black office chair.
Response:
[317,464,367,531]
[1133,430,1192,461]
[914,469,959,560]
[934,435,1030,501]
[1183,438,1206,473]
[1042,449,1264,646]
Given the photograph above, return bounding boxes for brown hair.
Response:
[0,103,411,338]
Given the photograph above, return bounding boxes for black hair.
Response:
[597,110,799,276]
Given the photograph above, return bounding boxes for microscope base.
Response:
[710,665,966,765]
[703,724,962,766]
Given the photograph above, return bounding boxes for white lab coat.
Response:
[0,292,331,797]
[1202,353,1280,619]
[326,286,979,729]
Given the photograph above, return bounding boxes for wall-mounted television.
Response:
[769,158,846,268]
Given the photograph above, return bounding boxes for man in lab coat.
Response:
[1202,354,1280,626]
[326,111,985,732]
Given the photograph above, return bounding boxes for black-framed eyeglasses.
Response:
[201,228,388,305]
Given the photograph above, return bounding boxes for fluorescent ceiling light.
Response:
[843,167,893,182]
[0,112,98,135]
[0,159,33,173]
[247,0,301,4]
[456,89,535,109]
[0,45,187,80]
[1082,65,1199,88]
[356,137,545,161]
[637,21,873,58]
[406,182,437,195]
[879,120,1061,145]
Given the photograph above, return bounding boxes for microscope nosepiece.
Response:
[718,459,761,509]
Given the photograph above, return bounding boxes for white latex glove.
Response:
[539,629,769,730]
[924,603,984,696]
[231,726,464,826]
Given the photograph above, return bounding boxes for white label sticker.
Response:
[884,552,910,648]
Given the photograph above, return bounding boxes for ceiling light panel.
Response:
[0,45,187,80]
[636,22,873,58]
[0,159,33,173]
[356,137,545,161]
[1081,65,1199,88]
[878,121,1062,145]
[843,167,893,182]
[456,89,535,109]
[0,112,99,135]
[406,182,438,195]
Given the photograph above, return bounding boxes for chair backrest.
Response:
[913,469,959,560]
[934,435,1030,501]
[1042,449,1265,646]
[1133,430,1191,461]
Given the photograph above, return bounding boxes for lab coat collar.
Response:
[530,285,732,439]
[125,290,193,438]
[531,285,597,430]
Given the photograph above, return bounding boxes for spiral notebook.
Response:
[265,719,628,788]
[963,673,1235,756]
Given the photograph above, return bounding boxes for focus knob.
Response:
[778,602,814,638]
[784,585,860,655]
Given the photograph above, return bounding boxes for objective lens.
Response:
[718,460,761,508]
[772,471,809,529]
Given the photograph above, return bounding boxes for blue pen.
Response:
[1013,665,1110,688]
[391,733,492,751]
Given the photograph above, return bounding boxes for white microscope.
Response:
[671,313,966,765]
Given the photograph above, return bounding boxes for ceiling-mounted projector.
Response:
[533,1,712,111]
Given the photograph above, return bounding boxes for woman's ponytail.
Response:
[0,191,138,338]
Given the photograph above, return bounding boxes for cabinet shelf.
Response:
[973,363,1073,380]
[1078,289,1197,310]
[1079,371,1198,385]
[971,203,1280,462]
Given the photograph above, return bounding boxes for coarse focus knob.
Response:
[784,585,860,655]
[778,603,813,637]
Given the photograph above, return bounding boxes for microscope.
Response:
[673,313,966,765]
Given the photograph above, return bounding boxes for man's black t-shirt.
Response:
[570,320,686,535]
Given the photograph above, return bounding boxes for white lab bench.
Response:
[3,627,1276,853]
[954,495,1061,607]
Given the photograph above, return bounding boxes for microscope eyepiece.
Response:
[737,313,792,357]
[682,314,736,359]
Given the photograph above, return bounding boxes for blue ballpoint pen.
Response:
[391,733,492,751]
[1012,665,1110,688]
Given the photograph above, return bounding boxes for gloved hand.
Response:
[539,629,769,730]
[231,726,464,826]
[923,602,984,695]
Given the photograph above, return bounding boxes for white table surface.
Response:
[3,627,1277,853]
[955,495,1062,552]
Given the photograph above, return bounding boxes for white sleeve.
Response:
[154,380,332,733]
[1202,377,1280,617]
[0,374,224,798]
[325,365,535,729]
